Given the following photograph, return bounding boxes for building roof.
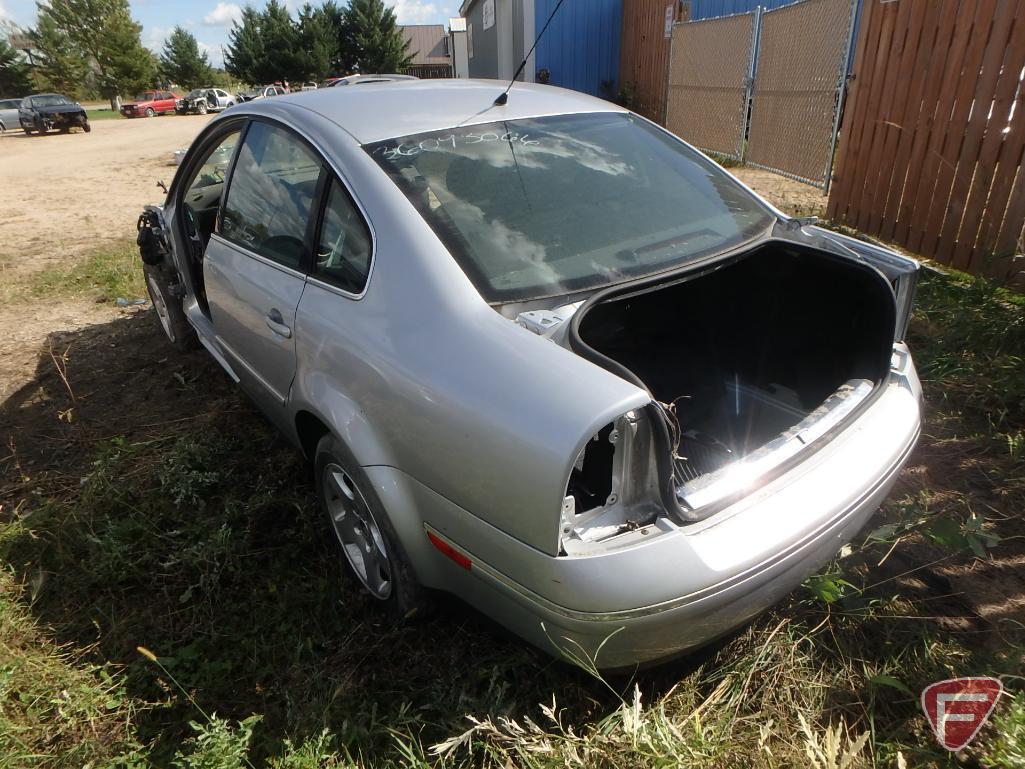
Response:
[240,79,628,144]
[400,24,450,66]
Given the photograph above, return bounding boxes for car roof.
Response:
[237,79,629,145]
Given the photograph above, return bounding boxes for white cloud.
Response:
[197,40,225,68]
[142,24,171,53]
[390,1,441,24]
[203,2,243,27]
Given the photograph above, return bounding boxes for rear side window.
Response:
[221,121,321,269]
[314,179,372,294]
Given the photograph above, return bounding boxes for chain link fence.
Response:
[665,11,758,160]
[664,0,856,188]
[746,0,857,188]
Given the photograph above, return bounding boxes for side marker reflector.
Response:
[427,531,472,570]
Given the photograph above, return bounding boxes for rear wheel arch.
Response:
[295,409,330,460]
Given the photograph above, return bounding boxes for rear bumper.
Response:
[417,359,922,668]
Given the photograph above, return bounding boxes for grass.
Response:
[86,108,126,121]
[0,265,1022,767]
[1,238,147,305]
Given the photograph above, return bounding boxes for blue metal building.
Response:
[688,0,794,18]
[533,0,624,98]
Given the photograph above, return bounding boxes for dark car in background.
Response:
[121,90,179,118]
[19,93,90,135]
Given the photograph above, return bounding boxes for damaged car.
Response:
[177,88,236,115]
[137,81,922,668]
[19,93,90,135]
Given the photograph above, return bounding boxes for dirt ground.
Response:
[0,118,827,402]
[732,167,828,218]
[0,115,213,401]
[0,114,213,275]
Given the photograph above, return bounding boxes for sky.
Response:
[0,0,460,67]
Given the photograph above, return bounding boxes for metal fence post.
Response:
[663,20,679,127]
[824,0,860,195]
[740,5,763,162]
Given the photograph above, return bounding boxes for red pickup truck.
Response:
[121,90,179,118]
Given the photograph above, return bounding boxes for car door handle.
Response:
[265,309,292,339]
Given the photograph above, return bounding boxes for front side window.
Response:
[366,113,774,302]
[222,121,321,269]
[180,129,242,243]
[314,179,372,294]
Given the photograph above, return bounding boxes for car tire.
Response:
[143,264,197,351]
[145,107,155,118]
[198,103,208,115]
[315,433,432,620]
[83,122,91,133]
[22,126,33,135]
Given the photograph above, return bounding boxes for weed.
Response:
[980,691,1025,769]
[0,262,1022,766]
[2,238,146,304]
[173,715,262,769]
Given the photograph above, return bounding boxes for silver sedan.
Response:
[137,80,922,668]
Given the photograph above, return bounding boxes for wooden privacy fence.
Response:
[619,0,687,122]
[828,0,1025,281]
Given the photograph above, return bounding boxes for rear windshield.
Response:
[365,112,773,302]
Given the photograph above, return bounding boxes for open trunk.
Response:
[572,241,897,518]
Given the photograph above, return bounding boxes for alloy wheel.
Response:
[323,463,392,599]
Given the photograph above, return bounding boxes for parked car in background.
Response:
[136,81,921,669]
[236,85,286,102]
[122,90,179,118]
[300,82,318,91]
[326,73,418,87]
[19,93,90,134]
[177,88,236,115]
[0,98,21,133]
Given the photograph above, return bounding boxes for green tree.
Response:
[0,37,32,97]
[296,4,334,81]
[257,0,303,83]
[35,0,154,108]
[31,13,91,97]
[345,0,412,73]
[160,26,212,89]
[225,6,264,84]
[318,0,355,74]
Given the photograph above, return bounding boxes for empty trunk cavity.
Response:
[573,242,896,515]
